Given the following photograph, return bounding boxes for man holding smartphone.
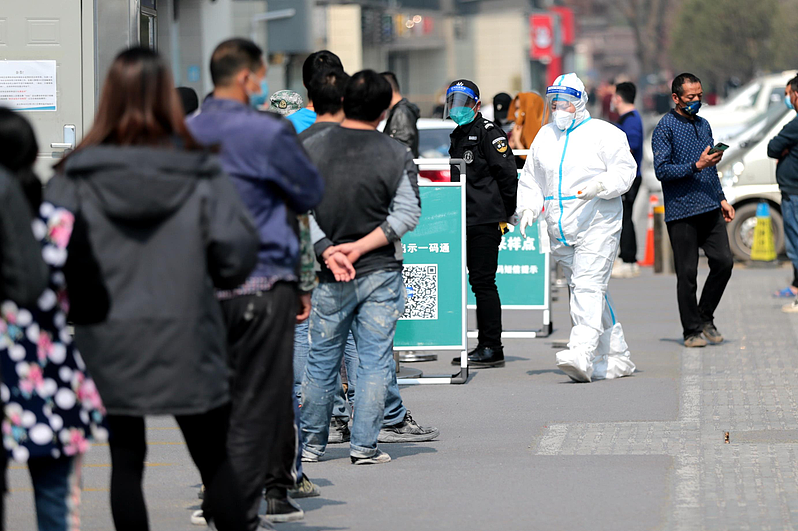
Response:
[652,73,735,348]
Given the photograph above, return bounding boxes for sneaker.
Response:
[611,261,640,279]
[783,297,798,313]
[190,510,207,526]
[300,449,320,463]
[288,474,320,499]
[378,411,439,443]
[684,334,707,348]
[351,449,391,465]
[328,417,350,444]
[263,495,304,523]
[702,323,723,344]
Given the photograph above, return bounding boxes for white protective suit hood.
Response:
[545,73,590,131]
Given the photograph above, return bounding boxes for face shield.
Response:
[542,85,583,131]
[444,84,479,126]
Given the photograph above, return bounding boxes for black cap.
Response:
[448,79,480,100]
[493,92,512,113]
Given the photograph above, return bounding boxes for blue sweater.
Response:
[652,110,725,222]
[187,98,324,282]
[616,110,643,177]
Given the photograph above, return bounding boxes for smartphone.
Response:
[708,143,729,155]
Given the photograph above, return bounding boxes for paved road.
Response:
[7,263,798,530]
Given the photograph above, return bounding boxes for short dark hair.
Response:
[177,87,199,116]
[381,71,400,93]
[309,68,350,116]
[302,50,343,89]
[672,73,702,97]
[210,38,263,87]
[343,70,392,122]
[788,75,798,94]
[615,82,636,104]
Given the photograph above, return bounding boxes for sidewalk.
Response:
[7,264,798,530]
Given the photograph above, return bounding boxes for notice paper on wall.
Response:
[0,60,57,111]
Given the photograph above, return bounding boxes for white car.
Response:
[417,118,457,182]
[718,105,795,260]
[700,71,796,140]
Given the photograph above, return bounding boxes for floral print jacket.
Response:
[0,202,106,462]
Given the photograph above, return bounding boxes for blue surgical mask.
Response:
[786,95,795,111]
[681,100,701,116]
[450,106,476,126]
[249,77,269,109]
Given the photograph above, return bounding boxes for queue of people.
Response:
[0,31,745,529]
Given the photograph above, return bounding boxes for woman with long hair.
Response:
[46,47,258,531]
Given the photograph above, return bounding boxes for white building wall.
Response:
[473,13,526,101]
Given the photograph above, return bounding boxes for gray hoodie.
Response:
[46,146,258,416]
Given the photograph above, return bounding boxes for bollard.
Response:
[653,206,675,274]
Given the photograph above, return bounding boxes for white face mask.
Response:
[553,110,575,131]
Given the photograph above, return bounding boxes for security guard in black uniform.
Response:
[447,79,518,368]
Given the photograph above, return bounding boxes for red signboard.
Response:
[549,6,575,46]
[529,14,555,61]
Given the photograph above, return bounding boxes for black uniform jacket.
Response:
[449,113,518,227]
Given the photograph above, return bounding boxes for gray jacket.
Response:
[45,146,258,416]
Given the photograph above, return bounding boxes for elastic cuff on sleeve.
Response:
[380,221,400,243]
[314,238,334,259]
[691,163,699,173]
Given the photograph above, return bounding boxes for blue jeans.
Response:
[294,321,357,418]
[294,320,406,426]
[301,271,404,458]
[782,194,798,275]
[27,455,81,531]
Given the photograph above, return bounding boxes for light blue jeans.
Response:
[294,321,357,418]
[301,271,404,458]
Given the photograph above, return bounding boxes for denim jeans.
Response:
[301,271,404,458]
[295,319,406,425]
[782,193,798,277]
[27,454,82,531]
[294,321,357,418]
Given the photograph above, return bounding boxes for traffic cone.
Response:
[750,202,777,262]
[639,194,658,267]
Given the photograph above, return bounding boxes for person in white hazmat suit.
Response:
[517,73,637,382]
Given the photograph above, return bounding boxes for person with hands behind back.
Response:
[447,79,518,369]
[652,73,734,348]
[301,70,424,465]
[517,73,637,383]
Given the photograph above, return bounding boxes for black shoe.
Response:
[378,411,439,443]
[263,495,304,523]
[328,417,350,444]
[452,346,505,367]
[470,346,505,367]
[451,347,485,365]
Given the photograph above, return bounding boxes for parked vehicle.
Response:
[700,71,795,140]
[718,105,794,260]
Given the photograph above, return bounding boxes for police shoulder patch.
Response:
[491,136,508,154]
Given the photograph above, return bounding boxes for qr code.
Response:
[400,264,438,320]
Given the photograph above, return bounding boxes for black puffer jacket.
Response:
[384,98,420,158]
[45,146,258,416]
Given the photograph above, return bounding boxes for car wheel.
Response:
[727,202,784,261]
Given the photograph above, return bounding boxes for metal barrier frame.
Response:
[464,149,553,339]
[397,158,469,385]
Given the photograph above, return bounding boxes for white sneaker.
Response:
[783,298,798,313]
[190,510,207,526]
[611,261,640,279]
